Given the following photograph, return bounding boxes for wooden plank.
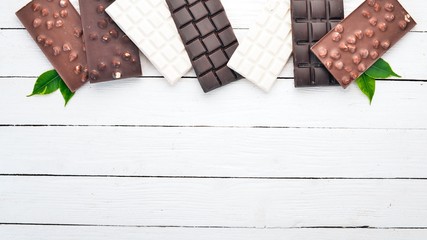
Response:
[1,127,427,178]
[0,226,426,240]
[0,78,426,128]
[1,30,426,79]
[1,177,427,227]
[2,0,425,31]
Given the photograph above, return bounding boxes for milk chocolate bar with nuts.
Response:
[16,0,88,92]
[311,0,416,88]
[79,0,142,83]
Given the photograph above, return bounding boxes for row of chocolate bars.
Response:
[16,0,416,93]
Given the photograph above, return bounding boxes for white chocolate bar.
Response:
[106,0,192,84]
[227,0,292,92]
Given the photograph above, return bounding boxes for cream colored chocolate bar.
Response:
[106,0,192,84]
[227,0,292,92]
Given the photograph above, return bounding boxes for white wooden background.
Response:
[1,0,427,239]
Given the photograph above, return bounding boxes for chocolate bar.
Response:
[290,0,344,87]
[228,0,292,92]
[16,0,88,92]
[106,0,191,85]
[166,0,241,93]
[311,0,416,88]
[79,0,142,83]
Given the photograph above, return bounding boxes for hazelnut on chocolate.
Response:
[331,32,342,42]
[364,29,374,38]
[318,47,328,58]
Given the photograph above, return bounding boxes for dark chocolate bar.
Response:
[166,0,241,93]
[16,0,88,92]
[79,0,142,83]
[311,0,416,88]
[290,0,344,87]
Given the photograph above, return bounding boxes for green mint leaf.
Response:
[365,58,401,79]
[28,69,75,106]
[356,73,376,104]
[59,79,75,106]
[27,69,61,97]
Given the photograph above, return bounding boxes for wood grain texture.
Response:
[1,226,426,240]
[1,0,427,238]
[1,127,426,178]
[1,177,427,227]
[1,78,426,128]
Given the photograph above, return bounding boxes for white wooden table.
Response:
[1,0,427,239]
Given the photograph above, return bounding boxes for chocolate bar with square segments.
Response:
[166,0,241,93]
[311,0,416,88]
[16,0,88,92]
[290,0,344,87]
[79,0,142,83]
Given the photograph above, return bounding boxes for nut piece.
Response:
[318,47,328,58]
[62,43,71,52]
[384,2,394,11]
[90,70,100,80]
[60,9,68,18]
[98,62,107,71]
[122,52,132,61]
[362,10,371,19]
[378,22,387,32]
[74,65,83,75]
[69,51,78,62]
[32,3,42,12]
[364,29,374,38]
[102,34,111,43]
[369,17,378,26]
[55,19,64,28]
[97,5,105,14]
[372,39,380,49]
[345,66,353,73]
[44,39,53,47]
[358,63,367,72]
[112,70,122,79]
[325,60,333,70]
[367,0,375,7]
[98,19,108,29]
[109,29,119,38]
[334,61,344,70]
[46,20,54,30]
[399,20,407,30]
[41,8,49,17]
[37,35,47,43]
[354,30,364,40]
[89,33,98,41]
[73,27,83,38]
[350,71,359,80]
[112,59,121,68]
[342,76,351,85]
[384,13,395,22]
[331,32,342,42]
[335,24,344,33]
[381,40,391,49]
[59,0,68,8]
[348,44,357,53]
[370,50,379,59]
[52,46,61,56]
[347,36,357,44]
[359,49,369,59]
[33,18,42,28]
[352,54,361,65]
[373,3,381,12]
[339,42,348,51]
[330,49,341,60]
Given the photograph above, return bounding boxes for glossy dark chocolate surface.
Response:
[79,0,142,83]
[290,0,344,87]
[311,0,416,88]
[166,0,241,93]
[16,0,88,92]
